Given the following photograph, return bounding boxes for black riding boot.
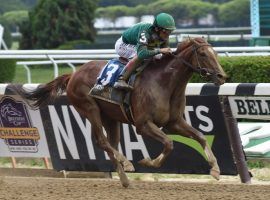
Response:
[114,57,139,90]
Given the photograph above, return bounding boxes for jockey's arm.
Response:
[136,28,171,60]
[136,44,160,60]
[136,44,173,60]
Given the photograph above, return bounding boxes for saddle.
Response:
[89,58,145,123]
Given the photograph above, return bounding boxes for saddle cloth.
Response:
[89,58,135,122]
[96,58,125,87]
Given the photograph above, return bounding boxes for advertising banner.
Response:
[229,96,270,159]
[229,96,270,120]
[0,95,50,157]
[39,96,236,175]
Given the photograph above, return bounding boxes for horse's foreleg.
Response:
[137,120,173,168]
[102,117,134,172]
[165,119,220,180]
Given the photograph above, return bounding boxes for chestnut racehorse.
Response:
[14,38,227,187]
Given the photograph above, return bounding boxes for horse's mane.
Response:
[174,37,208,56]
[147,37,209,69]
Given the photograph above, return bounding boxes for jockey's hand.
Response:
[160,48,173,55]
[154,53,162,60]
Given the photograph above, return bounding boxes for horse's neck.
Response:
[160,57,193,95]
[172,67,193,99]
[170,43,196,94]
[140,56,193,97]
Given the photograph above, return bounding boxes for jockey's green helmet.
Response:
[153,13,176,31]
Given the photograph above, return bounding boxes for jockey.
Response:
[114,12,176,90]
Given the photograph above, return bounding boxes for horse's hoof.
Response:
[117,163,130,188]
[210,168,220,180]
[123,161,135,172]
[121,180,130,188]
[119,173,130,188]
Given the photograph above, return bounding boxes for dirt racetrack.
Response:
[1,172,270,200]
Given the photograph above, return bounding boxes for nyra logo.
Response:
[47,105,215,161]
[0,96,40,153]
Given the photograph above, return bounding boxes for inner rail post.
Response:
[220,96,252,184]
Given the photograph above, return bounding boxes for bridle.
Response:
[173,43,222,79]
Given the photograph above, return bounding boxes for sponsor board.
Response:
[229,96,270,158]
[0,95,50,157]
[229,96,270,120]
[40,96,236,175]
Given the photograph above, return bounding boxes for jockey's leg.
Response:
[114,56,140,90]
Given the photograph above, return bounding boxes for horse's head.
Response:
[175,37,227,85]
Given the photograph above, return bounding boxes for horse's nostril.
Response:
[217,73,223,79]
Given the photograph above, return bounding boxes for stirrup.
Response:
[89,84,104,95]
[114,80,133,91]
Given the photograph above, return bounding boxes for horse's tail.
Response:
[13,74,71,109]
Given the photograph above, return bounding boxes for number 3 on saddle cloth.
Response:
[89,58,136,122]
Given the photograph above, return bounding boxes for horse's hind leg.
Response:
[72,98,130,187]
[101,116,135,172]
[165,118,220,180]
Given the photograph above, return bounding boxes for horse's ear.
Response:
[189,37,195,43]
[175,43,181,54]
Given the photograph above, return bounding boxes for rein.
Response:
[173,44,215,78]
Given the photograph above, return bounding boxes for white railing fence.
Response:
[1,46,270,83]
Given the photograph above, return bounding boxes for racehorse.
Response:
[13,37,227,187]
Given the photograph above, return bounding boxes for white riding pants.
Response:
[115,37,136,59]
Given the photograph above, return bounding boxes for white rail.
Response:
[1,46,270,59]
[1,46,270,83]
[16,60,91,83]
[0,49,117,59]
[176,33,252,42]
